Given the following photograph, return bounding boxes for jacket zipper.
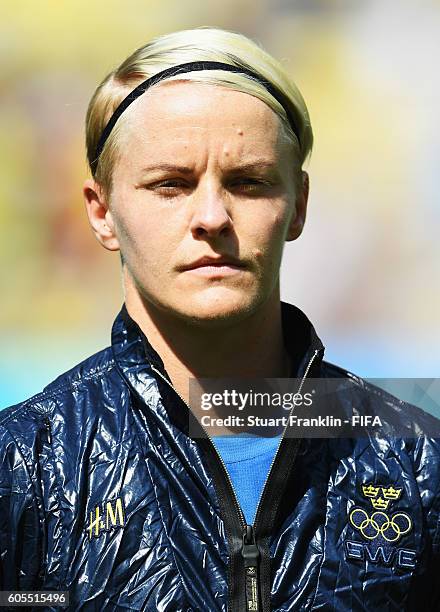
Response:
[242,524,260,611]
[251,349,319,529]
[244,348,319,611]
[151,349,319,612]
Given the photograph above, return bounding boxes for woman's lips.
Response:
[178,256,246,276]
[183,262,244,276]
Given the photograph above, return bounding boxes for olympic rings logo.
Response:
[349,507,412,543]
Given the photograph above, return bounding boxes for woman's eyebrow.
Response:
[140,163,194,174]
[228,160,278,173]
[138,160,279,175]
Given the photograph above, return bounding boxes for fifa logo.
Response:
[349,484,412,543]
[86,497,126,540]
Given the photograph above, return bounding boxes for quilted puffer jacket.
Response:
[1,301,440,611]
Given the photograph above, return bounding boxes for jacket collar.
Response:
[111,301,325,393]
[280,301,325,378]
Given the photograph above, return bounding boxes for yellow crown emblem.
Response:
[381,486,402,500]
[362,484,380,498]
[370,497,390,510]
[361,484,403,510]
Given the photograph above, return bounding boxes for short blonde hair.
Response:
[85,27,313,195]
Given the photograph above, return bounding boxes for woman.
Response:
[1,26,439,611]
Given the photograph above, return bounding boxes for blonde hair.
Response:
[85,27,313,195]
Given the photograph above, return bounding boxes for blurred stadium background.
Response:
[1,0,439,411]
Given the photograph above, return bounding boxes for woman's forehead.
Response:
[129,82,280,132]
[118,81,288,161]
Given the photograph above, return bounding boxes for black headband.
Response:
[90,60,301,175]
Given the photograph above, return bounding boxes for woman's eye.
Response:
[156,180,185,188]
[142,177,273,198]
[148,180,188,196]
[231,178,272,192]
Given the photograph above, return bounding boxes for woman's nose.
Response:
[189,180,233,239]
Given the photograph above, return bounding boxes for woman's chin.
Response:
[170,288,261,327]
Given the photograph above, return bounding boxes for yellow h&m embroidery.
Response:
[87,497,126,540]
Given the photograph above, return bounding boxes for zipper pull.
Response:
[241,524,260,611]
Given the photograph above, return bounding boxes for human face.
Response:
[86,81,308,326]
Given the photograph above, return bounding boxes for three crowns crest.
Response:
[361,484,402,510]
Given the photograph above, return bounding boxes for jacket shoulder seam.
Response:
[0,404,35,427]
[1,361,117,422]
[322,360,422,407]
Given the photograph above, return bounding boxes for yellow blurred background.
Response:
[1,0,439,409]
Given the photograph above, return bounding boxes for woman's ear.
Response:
[83,179,120,251]
[286,171,309,241]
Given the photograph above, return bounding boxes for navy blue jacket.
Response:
[1,302,440,611]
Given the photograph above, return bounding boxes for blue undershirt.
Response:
[211,433,282,525]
